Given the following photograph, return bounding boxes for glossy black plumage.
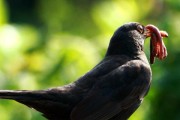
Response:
[0,22,152,120]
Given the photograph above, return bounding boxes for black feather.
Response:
[0,22,152,120]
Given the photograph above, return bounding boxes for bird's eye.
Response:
[137,25,144,34]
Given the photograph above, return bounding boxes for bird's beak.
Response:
[144,27,151,38]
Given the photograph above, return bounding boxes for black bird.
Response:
[0,22,167,120]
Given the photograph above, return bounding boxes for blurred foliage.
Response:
[0,0,179,120]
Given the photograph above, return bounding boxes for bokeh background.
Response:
[0,0,179,120]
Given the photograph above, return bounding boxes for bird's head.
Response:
[106,22,168,64]
[106,22,147,56]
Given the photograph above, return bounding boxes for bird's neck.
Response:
[105,41,143,57]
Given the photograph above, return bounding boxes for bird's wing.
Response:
[71,60,151,120]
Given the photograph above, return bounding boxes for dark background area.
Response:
[0,0,179,120]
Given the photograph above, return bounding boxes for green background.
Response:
[0,0,179,120]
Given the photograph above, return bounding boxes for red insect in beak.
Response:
[145,25,168,64]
